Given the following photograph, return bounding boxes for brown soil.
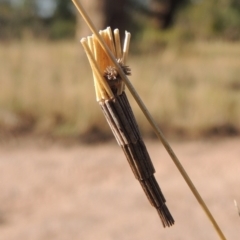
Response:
[0,137,239,240]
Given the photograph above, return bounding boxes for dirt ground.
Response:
[0,137,239,240]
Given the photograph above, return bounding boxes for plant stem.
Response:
[71,1,227,239]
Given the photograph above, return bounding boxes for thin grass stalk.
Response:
[71,1,227,239]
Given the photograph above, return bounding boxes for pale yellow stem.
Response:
[113,29,122,59]
[72,1,227,239]
[106,27,116,57]
[87,36,101,101]
[81,38,113,100]
[122,31,131,64]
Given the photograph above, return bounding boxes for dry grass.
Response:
[0,40,240,138]
[129,42,240,137]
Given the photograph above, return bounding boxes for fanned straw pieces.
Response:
[81,28,131,100]
[81,27,174,227]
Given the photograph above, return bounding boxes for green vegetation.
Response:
[0,0,75,40]
[131,0,240,46]
[1,0,240,41]
[175,0,240,41]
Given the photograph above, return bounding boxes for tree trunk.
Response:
[150,0,180,29]
[76,0,127,39]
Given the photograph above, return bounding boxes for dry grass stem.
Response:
[122,31,131,65]
[113,29,122,59]
[72,0,228,239]
[81,38,113,100]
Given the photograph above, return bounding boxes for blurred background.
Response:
[0,1,240,240]
[0,0,240,140]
